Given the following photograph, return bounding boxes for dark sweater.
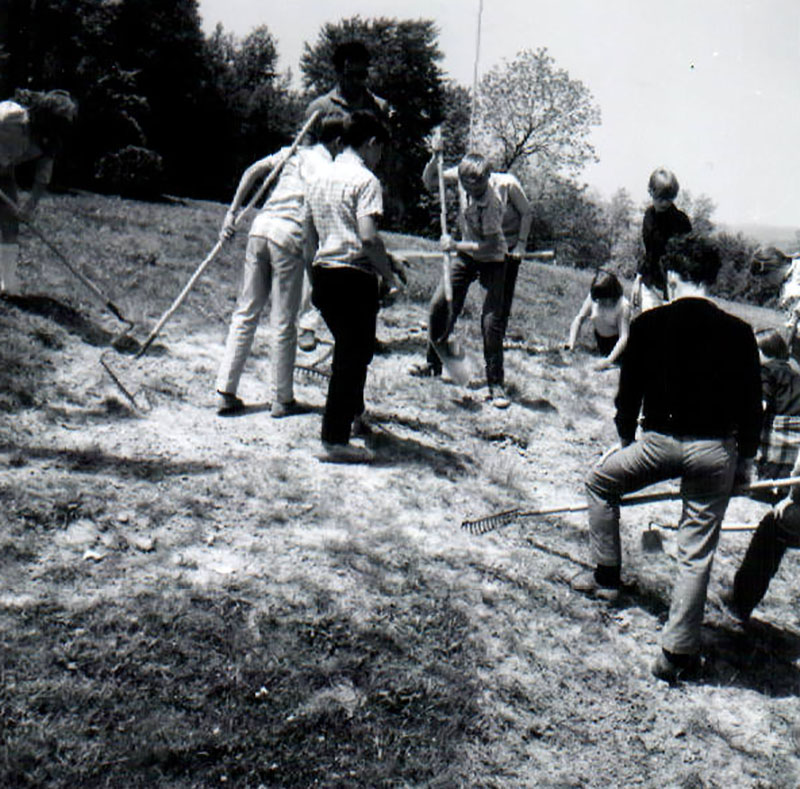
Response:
[640,204,692,293]
[615,297,762,458]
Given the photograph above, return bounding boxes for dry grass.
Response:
[1,192,800,787]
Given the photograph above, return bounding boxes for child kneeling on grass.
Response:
[566,269,631,370]
[306,110,404,463]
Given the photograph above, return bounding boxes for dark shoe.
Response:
[569,569,621,602]
[298,330,317,352]
[409,362,441,378]
[216,391,245,416]
[651,649,702,683]
[719,591,751,624]
[352,415,374,437]
[318,442,375,463]
[271,399,312,419]
[488,384,511,409]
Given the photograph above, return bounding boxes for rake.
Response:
[133,109,321,360]
[0,186,136,349]
[461,476,800,536]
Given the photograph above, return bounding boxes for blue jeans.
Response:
[586,431,737,654]
[426,253,507,385]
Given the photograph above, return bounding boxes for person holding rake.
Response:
[0,89,78,295]
[214,113,345,418]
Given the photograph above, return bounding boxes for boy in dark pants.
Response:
[306,111,402,462]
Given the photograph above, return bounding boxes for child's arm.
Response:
[598,298,632,368]
[567,295,593,350]
[421,153,459,194]
[219,153,280,239]
[358,214,398,287]
[506,177,533,257]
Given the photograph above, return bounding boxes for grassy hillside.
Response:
[0,192,798,788]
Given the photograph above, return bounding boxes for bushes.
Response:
[94,146,165,199]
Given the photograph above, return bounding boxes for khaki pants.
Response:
[586,431,737,654]
[216,236,304,404]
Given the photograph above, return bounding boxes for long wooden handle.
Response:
[135,110,321,358]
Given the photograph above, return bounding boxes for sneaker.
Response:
[569,569,621,602]
[409,362,441,378]
[488,385,511,409]
[216,391,245,416]
[651,649,703,683]
[271,399,312,419]
[352,414,374,437]
[319,441,375,463]
[298,330,317,352]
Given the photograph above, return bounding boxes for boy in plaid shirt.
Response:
[306,111,403,463]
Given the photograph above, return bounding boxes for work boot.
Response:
[271,399,312,419]
[651,649,702,683]
[0,243,20,296]
[569,567,621,602]
[216,391,245,416]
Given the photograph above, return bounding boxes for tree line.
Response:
[0,0,775,304]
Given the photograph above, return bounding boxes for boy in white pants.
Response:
[215,114,344,417]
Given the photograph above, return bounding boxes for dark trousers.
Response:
[733,502,800,617]
[312,265,379,445]
[426,253,507,385]
[499,254,521,337]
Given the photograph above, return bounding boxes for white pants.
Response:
[215,236,304,404]
[297,270,324,334]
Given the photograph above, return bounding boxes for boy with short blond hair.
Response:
[413,145,531,409]
[633,167,692,312]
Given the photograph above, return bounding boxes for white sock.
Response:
[0,243,20,295]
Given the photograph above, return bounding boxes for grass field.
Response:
[1,191,798,788]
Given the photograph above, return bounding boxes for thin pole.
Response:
[468,0,484,149]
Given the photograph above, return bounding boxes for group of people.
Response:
[7,41,800,685]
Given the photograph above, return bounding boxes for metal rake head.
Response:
[461,508,521,535]
[294,364,331,382]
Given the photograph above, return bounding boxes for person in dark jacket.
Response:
[633,167,692,313]
[571,234,762,683]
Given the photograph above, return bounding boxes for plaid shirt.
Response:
[307,148,383,275]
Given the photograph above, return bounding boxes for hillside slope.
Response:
[1,192,798,788]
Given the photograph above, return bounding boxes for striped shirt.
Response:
[249,143,332,255]
[307,148,383,275]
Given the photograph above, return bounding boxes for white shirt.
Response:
[307,148,383,275]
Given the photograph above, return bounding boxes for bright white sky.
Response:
[197,0,800,229]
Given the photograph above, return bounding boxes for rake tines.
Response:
[461,508,522,534]
[294,364,331,381]
[99,351,152,414]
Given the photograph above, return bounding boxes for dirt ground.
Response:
[2,193,800,787]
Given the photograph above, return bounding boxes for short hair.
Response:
[648,168,680,200]
[317,113,347,144]
[342,110,388,148]
[333,41,370,72]
[662,233,721,286]
[590,269,623,301]
[756,328,789,361]
[457,152,491,182]
[750,245,792,276]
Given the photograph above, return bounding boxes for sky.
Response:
[197,0,800,230]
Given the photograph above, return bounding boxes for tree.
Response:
[677,191,716,237]
[473,48,601,177]
[301,17,447,232]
